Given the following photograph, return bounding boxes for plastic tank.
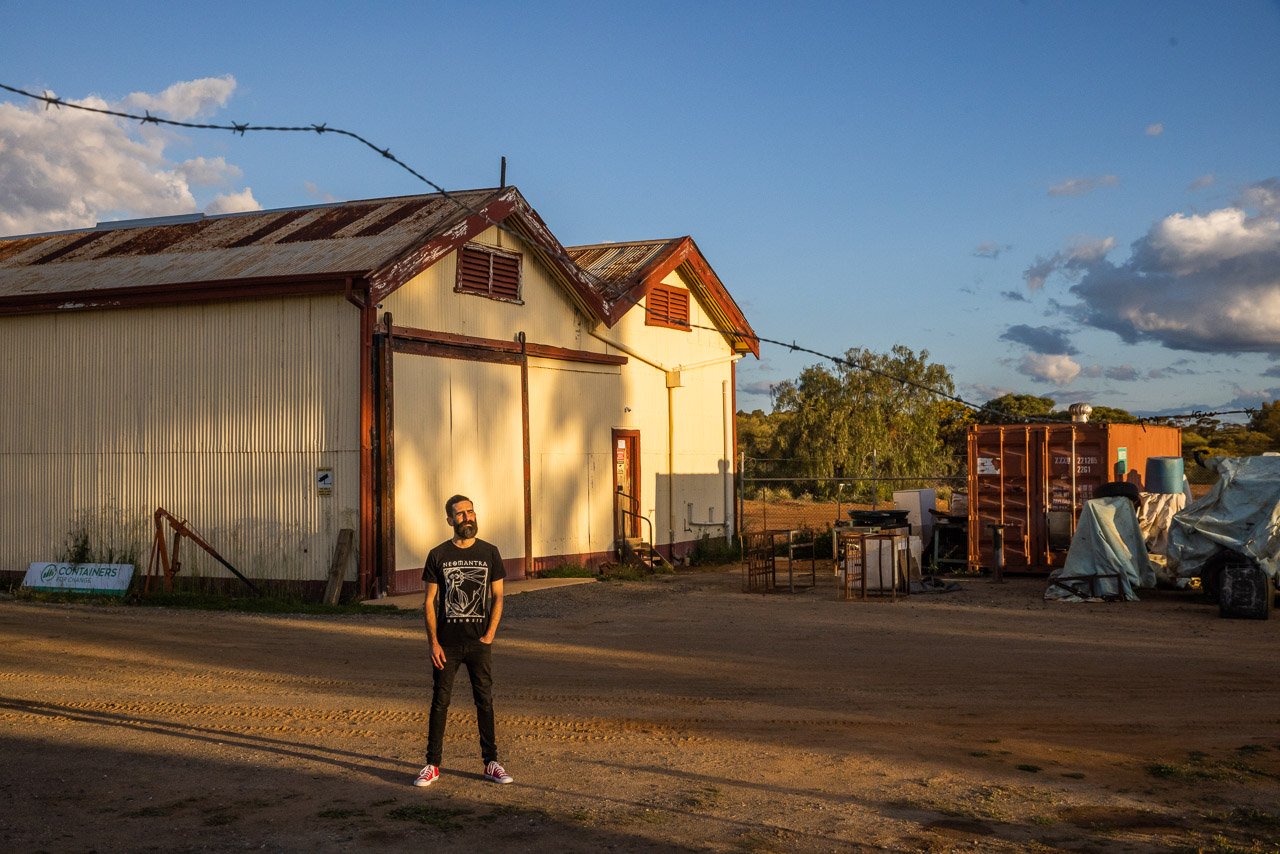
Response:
[1144,456,1185,494]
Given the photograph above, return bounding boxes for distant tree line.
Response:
[737,359,1280,500]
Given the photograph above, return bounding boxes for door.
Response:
[612,429,640,541]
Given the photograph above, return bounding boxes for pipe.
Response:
[722,379,733,540]
[668,383,675,556]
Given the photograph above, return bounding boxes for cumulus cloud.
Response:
[205,188,261,214]
[1000,324,1078,355]
[1022,236,1116,290]
[1055,180,1280,352]
[1001,289,1029,303]
[0,77,252,235]
[1263,365,1280,378]
[1018,353,1082,386]
[178,156,241,186]
[1048,175,1119,197]
[119,76,236,122]
[1145,123,1164,137]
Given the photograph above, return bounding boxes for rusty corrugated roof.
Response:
[0,189,502,300]
[567,239,684,304]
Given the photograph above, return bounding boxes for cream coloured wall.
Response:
[0,296,362,583]
[392,353,525,570]
[595,268,740,549]
[527,359,621,563]
[382,226,604,353]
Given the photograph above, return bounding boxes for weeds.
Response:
[385,804,472,830]
[538,563,596,578]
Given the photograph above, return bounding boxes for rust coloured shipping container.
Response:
[967,422,1181,574]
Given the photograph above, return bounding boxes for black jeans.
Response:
[427,640,496,766]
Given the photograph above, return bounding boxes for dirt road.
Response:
[1,570,1277,852]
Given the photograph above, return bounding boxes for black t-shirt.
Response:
[422,539,506,646]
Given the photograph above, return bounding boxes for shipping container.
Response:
[967,422,1181,573]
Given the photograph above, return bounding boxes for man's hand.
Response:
[479,632,495,645]
[431,641,447,668]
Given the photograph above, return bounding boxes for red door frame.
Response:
[612,429,641,541]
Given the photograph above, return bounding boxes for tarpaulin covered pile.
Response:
[1045,496,1154,602]
[1168,455,1280,583]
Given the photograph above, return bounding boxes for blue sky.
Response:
[3,1,1280,418]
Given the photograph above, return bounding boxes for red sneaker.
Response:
[413,764,440,787]
[483,760,513,784]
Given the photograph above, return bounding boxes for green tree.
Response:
[1248,401,1280,446]
[1087,405,1138,423]
[976,393,1058,423]
[770,345,957,500]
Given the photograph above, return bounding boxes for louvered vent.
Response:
[646,283,690,329]
[456,243,522,302]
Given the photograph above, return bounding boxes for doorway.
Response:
[612,429,640,542]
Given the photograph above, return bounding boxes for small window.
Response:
[456,243,522,302]
[645,283,690,330]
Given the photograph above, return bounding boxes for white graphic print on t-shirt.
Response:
[442,560,488,623]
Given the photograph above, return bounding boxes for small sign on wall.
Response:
[24,563,134,596]
[316,467,334,496]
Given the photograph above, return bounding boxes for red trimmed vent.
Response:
[456,243,522,302]
[646,283,690,329]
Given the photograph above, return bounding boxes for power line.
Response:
[0,82,1259,427]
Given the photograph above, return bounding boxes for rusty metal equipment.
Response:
[742,530,817,593]
[836,530,909,600]
[145,507,260,595]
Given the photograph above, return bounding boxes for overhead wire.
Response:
[0,82,1260,427]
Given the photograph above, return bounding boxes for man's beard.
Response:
[454,520,477,539]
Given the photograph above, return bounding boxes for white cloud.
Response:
[0,77,251,236]
[1054,179,1280,353]
[1022,236,1116,290]
[1145,123,1164,136]
[1149,208,1280,274]
[119,76,236,122]
[1188,173,1215,191]
[179,156,241,186]
[1018,353,1082,386]
[1048,175,1119,197]
[205,188,261,215]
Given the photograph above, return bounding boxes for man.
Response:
[414,494,514,787]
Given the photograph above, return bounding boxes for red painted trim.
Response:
[0,274,355,317]
[612,429,641,541]
[389,325,627,366]
[358,297,377,598]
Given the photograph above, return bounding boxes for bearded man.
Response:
[414,494,513,787]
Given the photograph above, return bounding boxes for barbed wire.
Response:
[0,82,1264,428]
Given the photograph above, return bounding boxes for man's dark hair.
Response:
[444,494,471,518]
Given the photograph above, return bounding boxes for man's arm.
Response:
[424,582,446,668]
[480,578,503,644]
